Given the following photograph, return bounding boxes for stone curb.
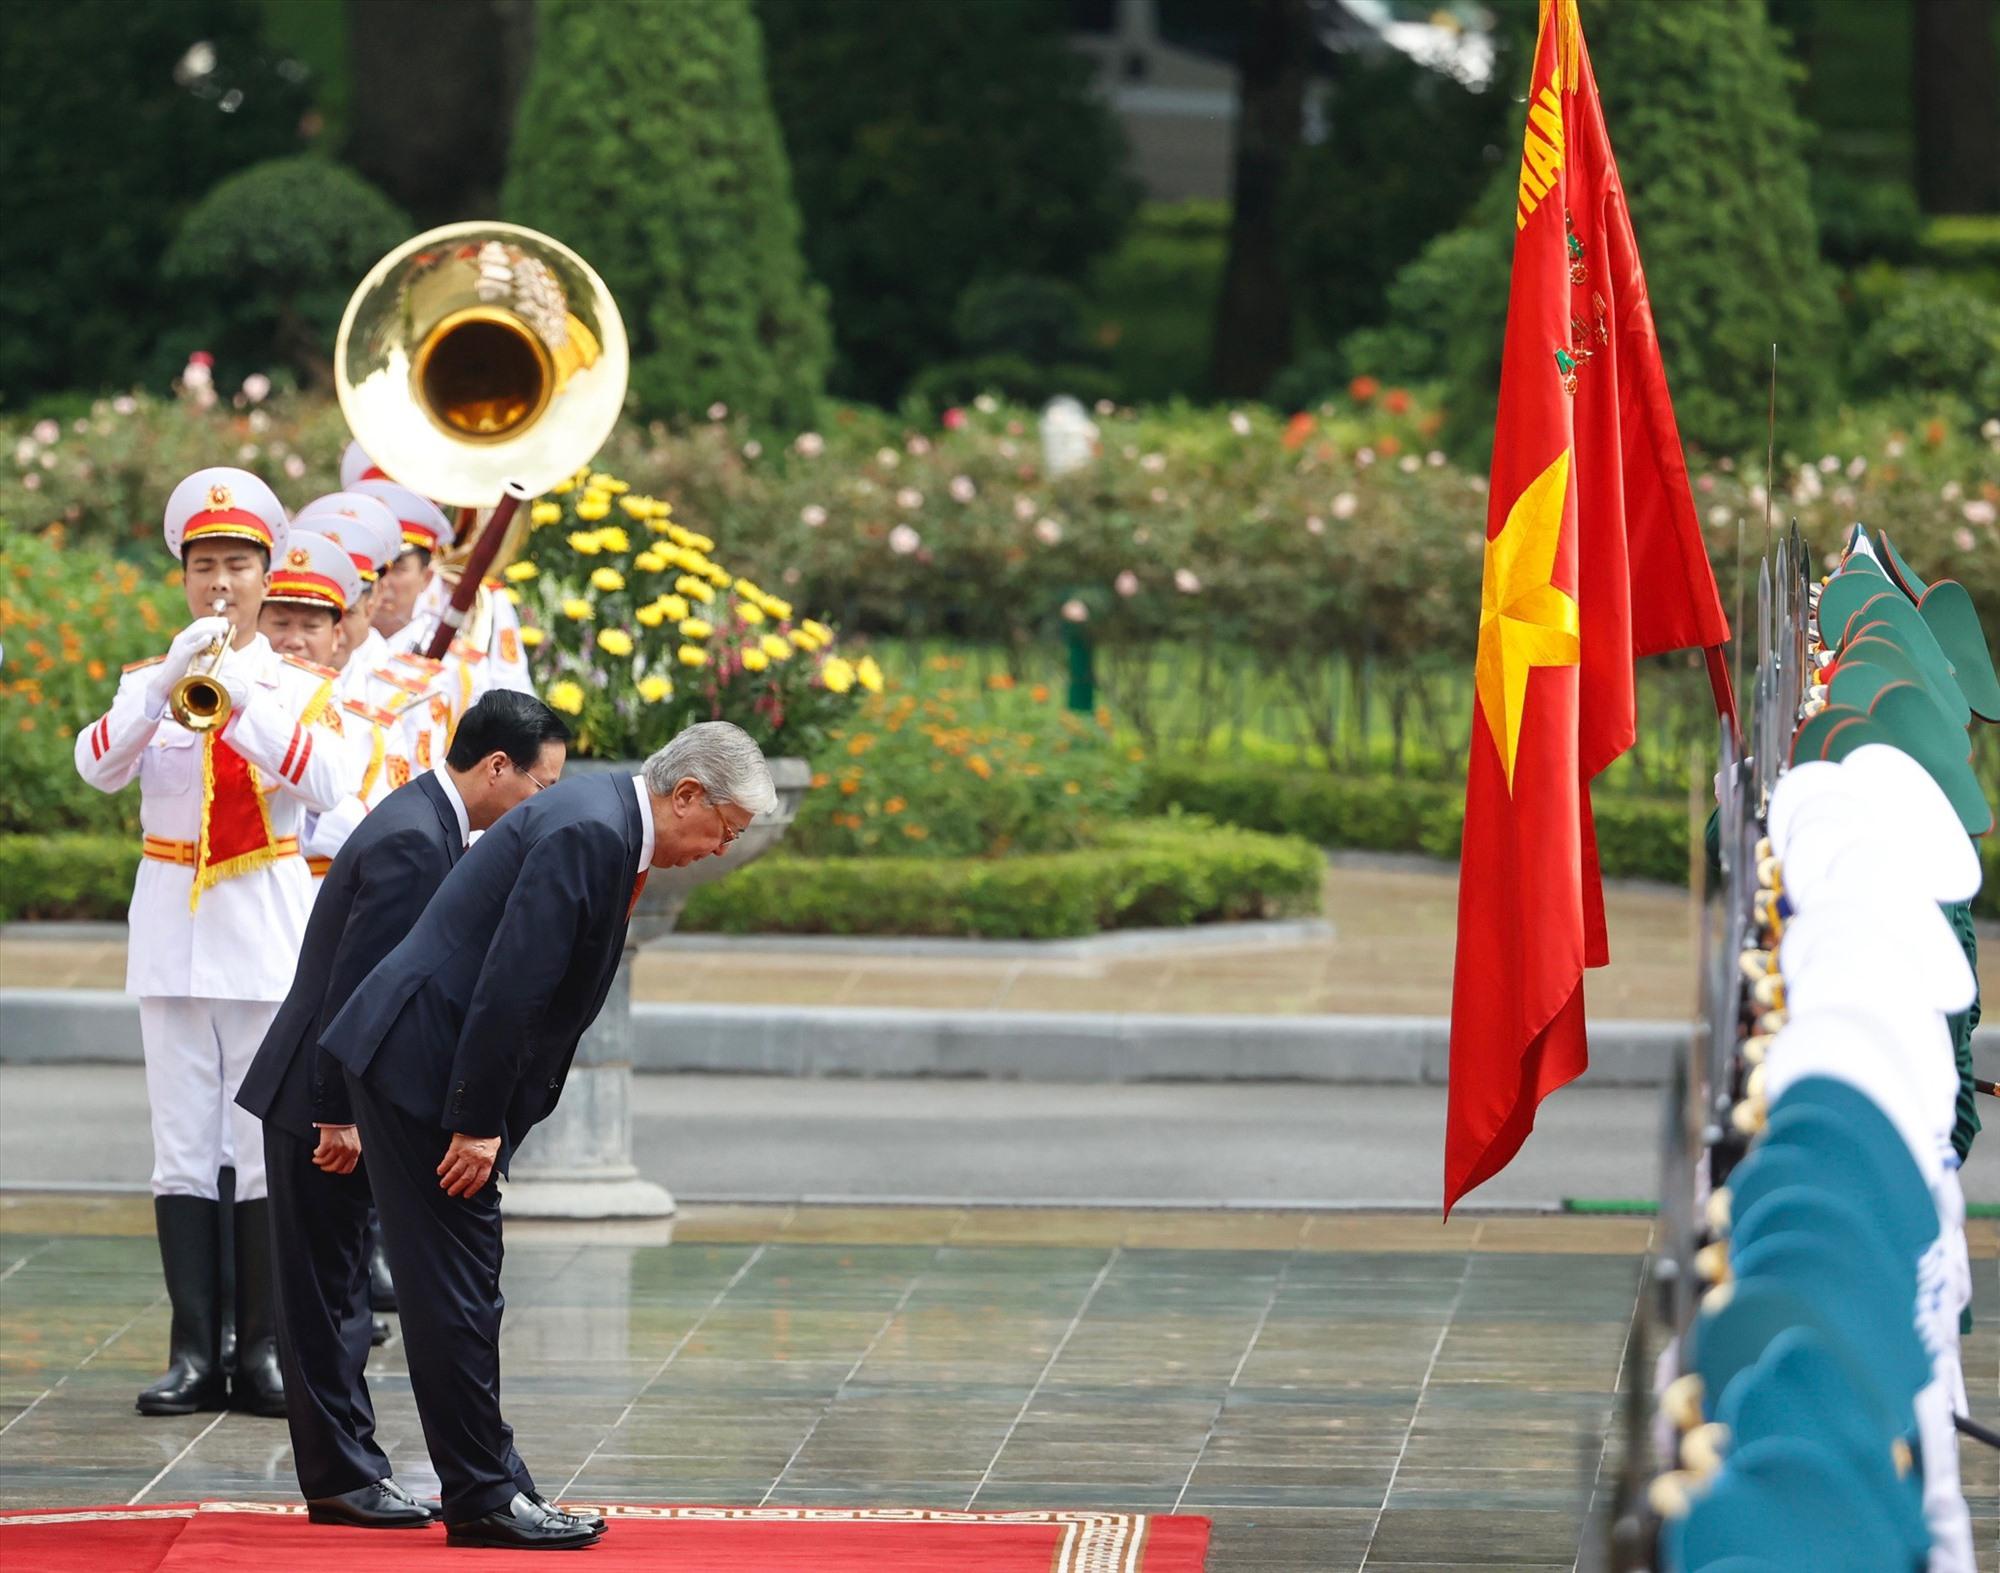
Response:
[13,988,1988,1086]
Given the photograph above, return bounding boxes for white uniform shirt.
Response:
[76,636,361,1000]
[337,627,389,701]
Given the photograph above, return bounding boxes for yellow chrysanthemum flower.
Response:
[562,598,594,621]
[635,602,666,628]
[766,598,794,622]
[504,561,540,581]
[760,634,792,662]
[645,516,673,535]
[674,576,715,605]
[737,602,766,625]
[568,530,602,554]
[678,617,713,640]
[546,680,585,715]
[741,647,770,673]
[588,473,629,494]
[734,578,763,600]
[574,496,611,523]
[596,526,631,554]
[550,477,575,494]
[802,619,833,644]
[821,657,856,694]
[660,594,690,622]
[597,628,634,657]
[529,502,562,526]
[685,531,715,553]
[633,550,667,573]
[706,567,733,589]
[638,674,672,702]
[857,656,884,694]
[519,626,545,648]
[789,628,819,652]
[619,495,652,519]
[677,645,709,668]
[590,567,625,593]
[503,587,522,606]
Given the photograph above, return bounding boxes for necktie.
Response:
[627,869,649,920]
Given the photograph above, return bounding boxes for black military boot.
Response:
[136,1196,227,1416]
[229,1198,287,1418]
[366,1214,396,1313]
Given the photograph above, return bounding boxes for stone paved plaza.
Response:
[3,1195,1995,1569]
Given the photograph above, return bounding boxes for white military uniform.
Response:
[74,472,361,1202]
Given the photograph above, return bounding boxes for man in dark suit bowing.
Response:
[236,690,570,1531]
[320,721,776,1551]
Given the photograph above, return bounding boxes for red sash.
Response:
[192,733,284,910]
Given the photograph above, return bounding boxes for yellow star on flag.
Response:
[1475,449,1579,791]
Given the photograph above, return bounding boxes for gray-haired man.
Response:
[318,722,776,1548]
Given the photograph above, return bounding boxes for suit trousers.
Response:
[140,997,279,1200]
[345,1071,533,1525]
[263,1121,390,1499]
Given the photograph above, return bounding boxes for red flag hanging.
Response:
[1444,0,1730,1214]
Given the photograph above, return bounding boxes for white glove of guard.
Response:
[146,616,233,713]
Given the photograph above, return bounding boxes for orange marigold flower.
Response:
[1376,434,1401,457]
[810,772,829,789]
[1030,684,1049,703]
[840,778,861,796]
[968,755,992,779]
[1384,387,1412,415]
[902,824,928,840]
[986,672,1015,690]
[884,797,905,815]
[86,659,106,680]
[1282,411,1315,450]
[1348,375,1380,403]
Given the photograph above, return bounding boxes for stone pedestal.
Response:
[500,756,811,1220]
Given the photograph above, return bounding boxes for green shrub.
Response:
[757,0,1135,404]
[954,276,1095,366]
[1137,760,1694,886]
[0,528,183,835]
[1852,275,2000,414]
[162,157,410,387]
[1084,201,1228,403]
[1356,0,1840,461]
[1813,169,1924,267]
[679,817,1323,938]
[504,0,830,429]
[904,355,1121,414]
[788,679,1143,859]
[0,836,137,922]
[0,0,312,405]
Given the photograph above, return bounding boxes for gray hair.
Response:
[643,721,778,818]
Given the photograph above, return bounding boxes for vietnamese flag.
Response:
[1444,0,1730,1213]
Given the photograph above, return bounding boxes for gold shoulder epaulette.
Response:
[450,639,487,664]
[282,654,341,680]
[343,698,398,729]
[123,655,166,673]
[374,667,433,696]
[393,653,446,674]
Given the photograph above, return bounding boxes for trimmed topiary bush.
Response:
[504,0,830,429]
[163,156,410,386]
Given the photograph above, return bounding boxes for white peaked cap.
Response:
[1836,744,1982,902]
[1762,1009,1945,1183]
[340,440,390,491]
[1780,889,1975,1016]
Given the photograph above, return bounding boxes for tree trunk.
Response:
[344,0,539,226]
[1912,0,2000,214]
[1206,0,1310,398]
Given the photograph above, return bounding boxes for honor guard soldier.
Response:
[290,491,400,690]
[74,468,364,1419]
[350,477,454,661]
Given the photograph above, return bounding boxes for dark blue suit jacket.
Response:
[237,770,464,1139]
[318,771,643,1150]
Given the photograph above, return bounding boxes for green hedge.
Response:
[1137,762,1692,886]
[679,817,1322,939]
[0,836,137,922]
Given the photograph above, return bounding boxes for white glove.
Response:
[145,617,232,713]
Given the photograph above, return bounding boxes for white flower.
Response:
[1942,481,1963,502]
[1696,474,1715,493]
[1981,417,1999,441]
[1140,453,1165,473]
[949,475,976,503]
[1397,455,1419,473]
[31,418,58,445]
[1356,447,1375,467]
[38,451,53,469]
[1831,486,1855,508]
[1148,487,1168,504]
[14,438,36,464]
[1306,515,1326,536]
[888,524,921,555]
[1708,505,1732,526]
[1426,450,1445,468]
[1173,568,1201,594]
[1846,456,1867,478]
[1749,484,1768,509]
[906,434,931,455]
[1094,399,1115,416]
[742,440,762,460]
[112,395,137,415]
[1332,492,1358,519]
[974,394,999,414]
[180,359,211,390]
[1886,437,1907,458]
[1818,454,1839,473]
[706,401,729,421]
[237,443,259,462]
[71,418,87,434]
[22,472,39,490]
[876,446,900,468]
[1793,467,1822,501]
[795,431,824,457]
[997,440,1017,458]
[896,487,923,510]
[1228,411,1252,436]
[1121,444,1138,460]
[782,566,802,585]
[1964,500,1997,526]
[1955,527,1977,551]
[241,373,271,404]
[1115,570,1140,598]
[800,504,828,528]
[1013,495,1036,521]
[247,410,269,434]
[1062,597,1091,622]
[283,454,307,479]
[1468,475,1487,493]
[1034,516,1063,545]
[1717,456,1735,472]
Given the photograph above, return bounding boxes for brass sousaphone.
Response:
[333,222,629,653]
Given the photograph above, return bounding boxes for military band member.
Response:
[351,477,455,658]
[74,468,363,1418]
[289,492,400,687]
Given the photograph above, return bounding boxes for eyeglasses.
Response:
[708,795,748,847]
[512,760,552,793]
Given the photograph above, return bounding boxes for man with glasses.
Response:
[319,723,776,1549]
[237,689,571,1531]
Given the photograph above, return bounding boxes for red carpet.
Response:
[0,1501,1211,1571]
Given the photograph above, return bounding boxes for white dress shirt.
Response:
[632,776,654,873]
[434,765,471,849]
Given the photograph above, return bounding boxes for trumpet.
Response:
[168,601,232,732]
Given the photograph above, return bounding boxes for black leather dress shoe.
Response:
[377,1477,442,1520]
[446,1492,605,1550]
[370,1314,391,1347]
[307,1479,437,1529]
[531,1492,606,1532]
